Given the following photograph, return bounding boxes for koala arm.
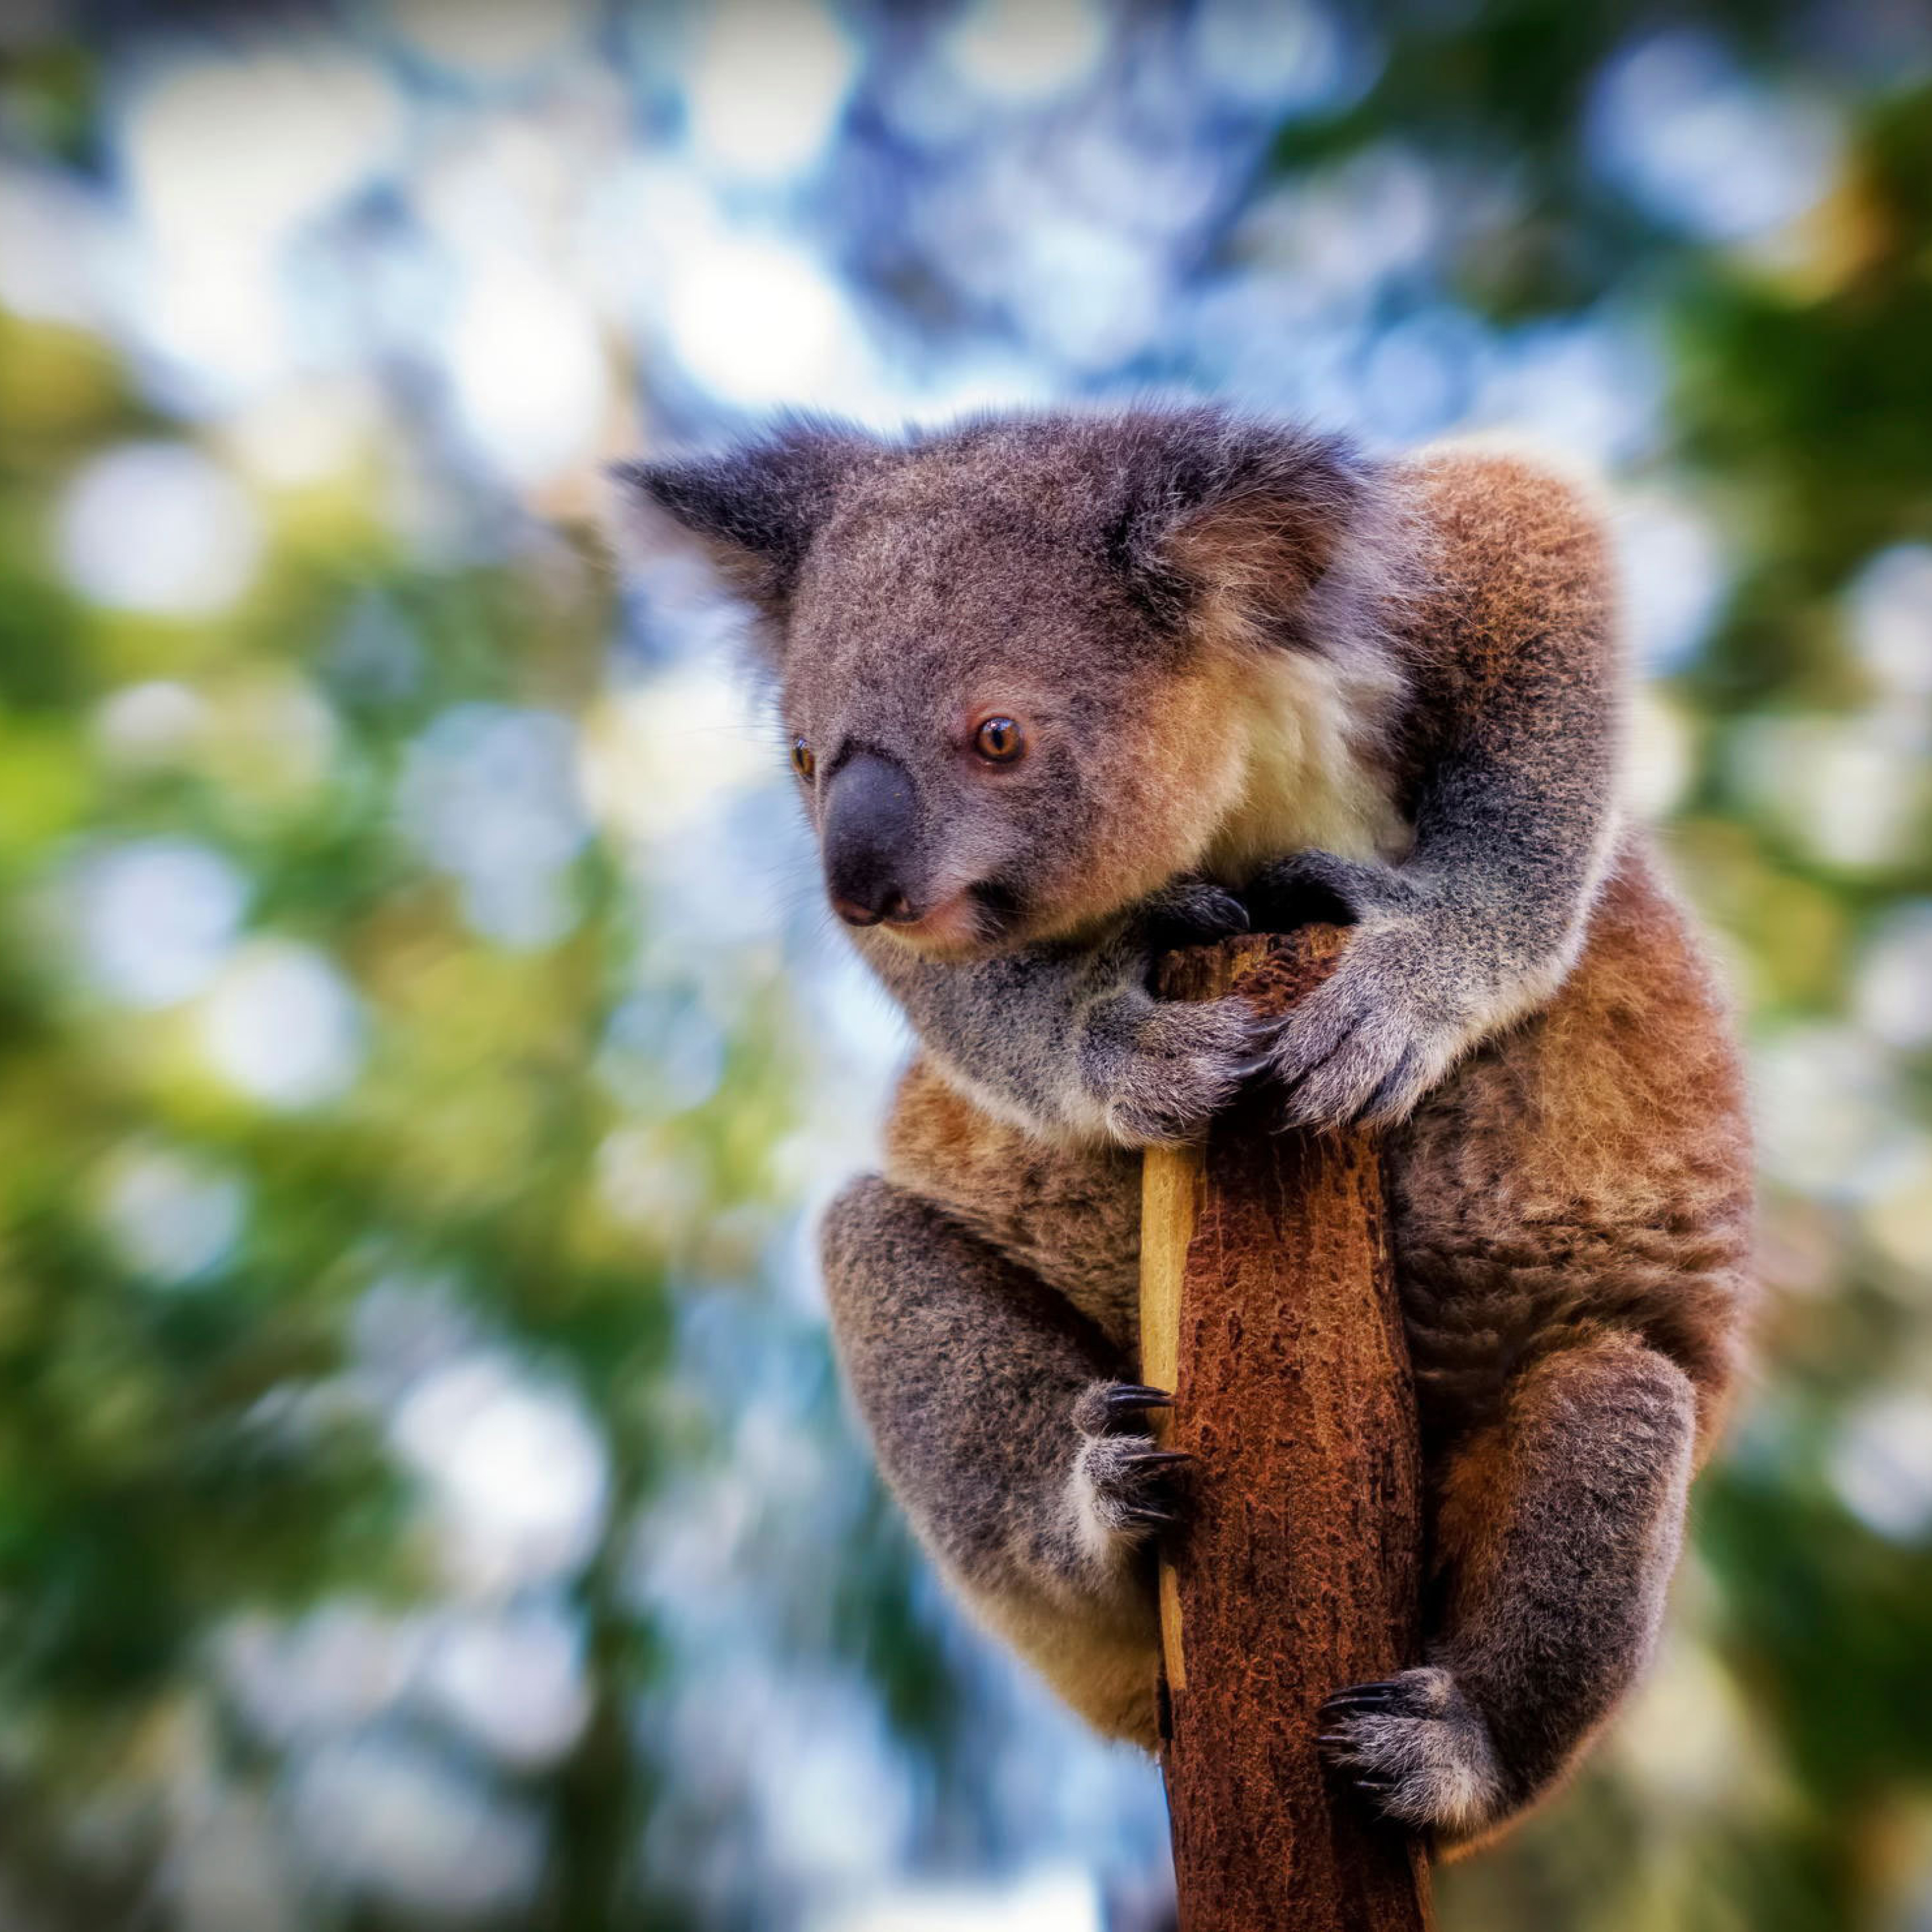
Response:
[855,882,1270,1149]
[1253,451,1621,1127]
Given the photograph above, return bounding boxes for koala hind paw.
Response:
[1067,1381,1192,1563]
[1317,1667,1506,1842]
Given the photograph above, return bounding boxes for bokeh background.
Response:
[0,1,1929,1927]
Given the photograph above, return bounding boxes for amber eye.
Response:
[973,716,1025,764]
[791,737,815,780]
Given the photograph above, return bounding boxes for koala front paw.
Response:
[1264,935,1462,1130]
[1248,849,1562,1129]
[1241,855,1465,1129]
[1318,1666,1506,1843]
[1066,1382,1191,1569]
[1082,990,1277,1147]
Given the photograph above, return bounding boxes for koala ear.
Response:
[1114,412,1380,652]
[608,416,882,624]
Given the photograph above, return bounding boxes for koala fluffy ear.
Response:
[1115,413,1382,653]
[608,416,882,627]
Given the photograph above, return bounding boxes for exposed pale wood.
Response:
[1139,927,1433,1932]
[1137,1141,1201,1695]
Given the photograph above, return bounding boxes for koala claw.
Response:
[1320,1682,1407,1717]
[1077,1436,1191,1539]
[1075,1382,1172,1433]
[1316,1666,1505,1840]
[1137,878,1253,952]
[1102,1383,1174,1419]
[1069,1380,1194,1558]
[1114,1449,1194,1527]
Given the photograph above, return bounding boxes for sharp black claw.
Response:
[1104,1384,1174,1418]
[1120,1448,1193,1471]
[1321,1682,1405,1719]
[1201,892,1251,938]
[1145,882,1253,951]
[1192,889,1251,934]
[1123,1506,1179,1530]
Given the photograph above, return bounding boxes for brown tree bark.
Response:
[1139,927,1433,1932]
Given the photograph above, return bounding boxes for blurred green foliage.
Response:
[0,227,852,1932]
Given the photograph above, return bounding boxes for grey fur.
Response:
[615,405,1755,1846]
[856,880,1270,1146]
[821,1175,1167,1740]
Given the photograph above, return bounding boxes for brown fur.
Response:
[874,831,1749,1833]
[617,407,1755,1847]
[884,1065,1144,1331]
[1394,838,1753,1448]
[884,836,1752,1448]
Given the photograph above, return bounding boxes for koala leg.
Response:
[821,1175,1168,1746]
[1320,1330,1697,1848]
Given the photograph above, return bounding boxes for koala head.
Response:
[615,407,1388,959]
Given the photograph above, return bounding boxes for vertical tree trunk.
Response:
[1139,927,1433,1932]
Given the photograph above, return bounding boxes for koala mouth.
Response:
[969,876,1026,939]
[878,876,1027,958]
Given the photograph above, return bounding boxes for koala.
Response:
[615,406,1754,1851]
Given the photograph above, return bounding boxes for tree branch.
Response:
[1140,926,1434,1931]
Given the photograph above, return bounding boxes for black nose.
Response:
[822,751,921,926]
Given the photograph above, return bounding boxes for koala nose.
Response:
[822,750,921,927]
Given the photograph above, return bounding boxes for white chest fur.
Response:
[1199,645,1411,884]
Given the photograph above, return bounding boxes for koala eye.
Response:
[973,716,1025,764]
[791,737,816,780]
